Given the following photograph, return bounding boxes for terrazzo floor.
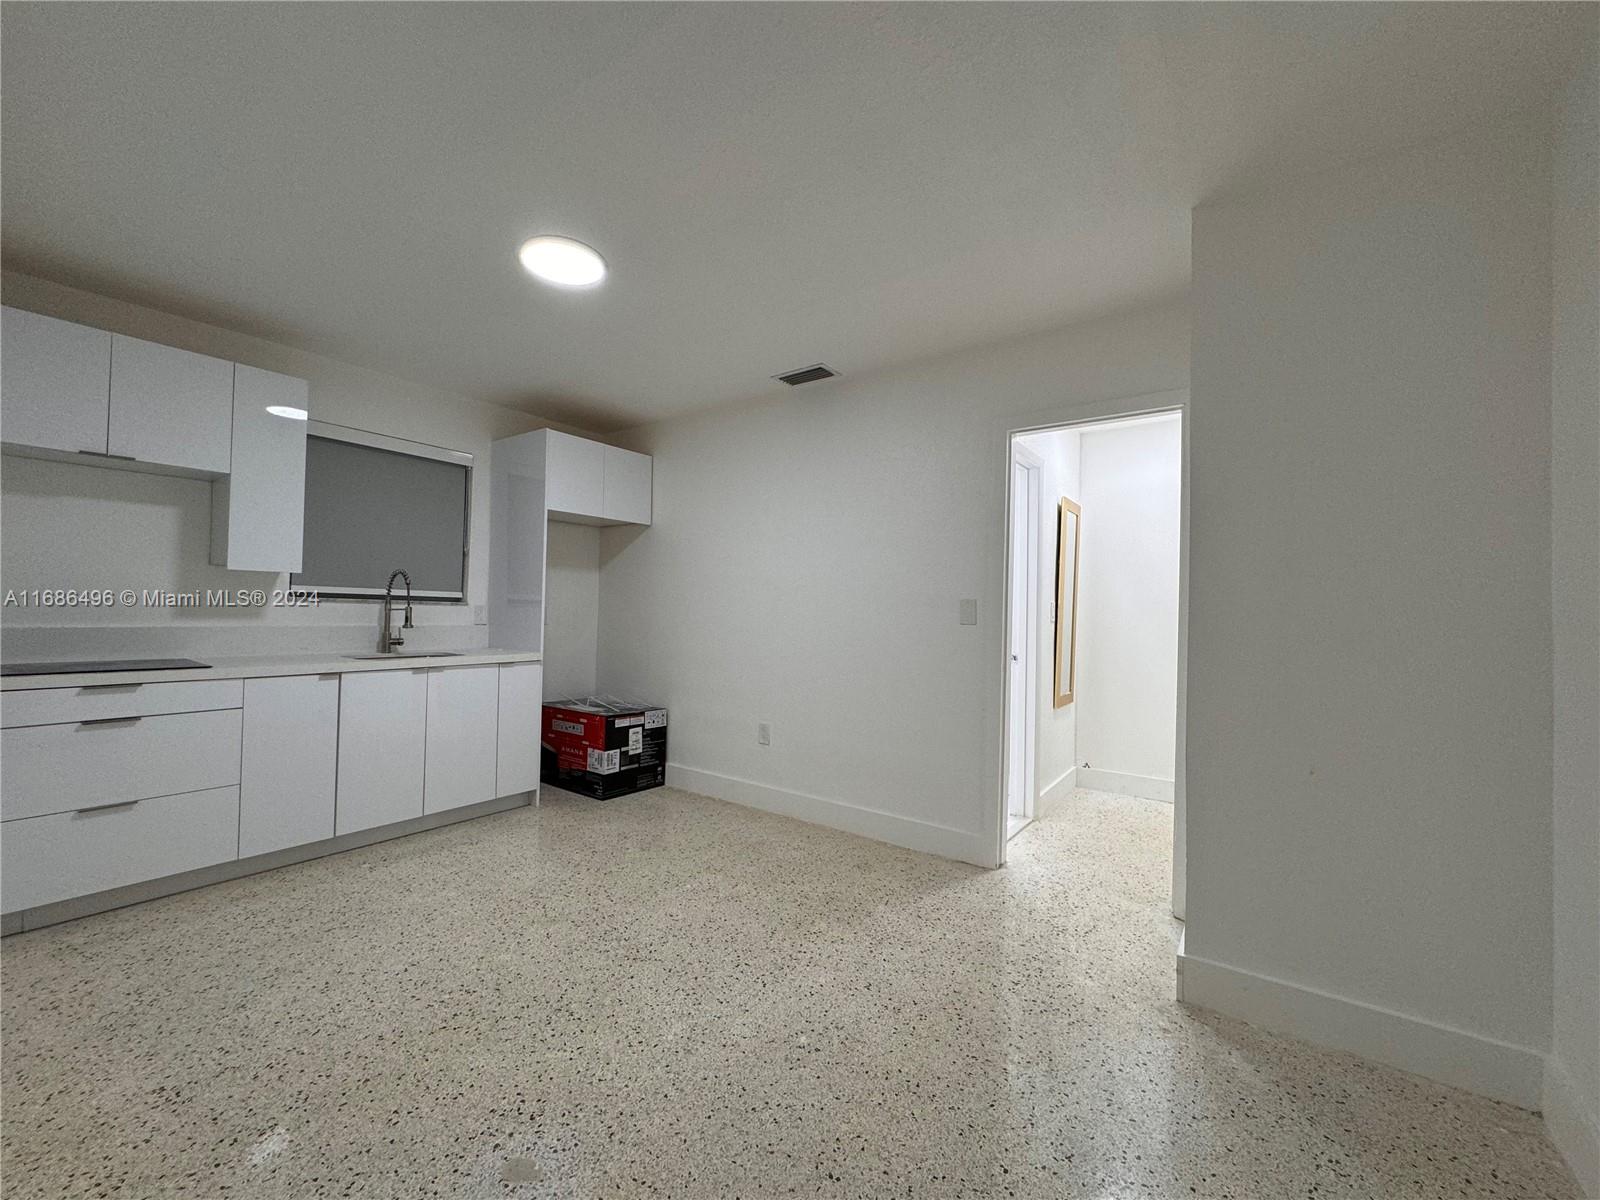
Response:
[0,786,1581,1199]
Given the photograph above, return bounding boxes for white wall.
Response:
[596,303,1190,864]
[1014,426,1080,805]
[1546,33,1600,1197]
[0,271,574,658]
[542,521,600,700]
[1183,112,1554,1106]
[1076,415,1181,797]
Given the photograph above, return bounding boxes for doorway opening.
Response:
[1001,408,1185,911]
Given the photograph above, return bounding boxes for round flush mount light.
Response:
[518,235,606,287]
[265,405,308,420]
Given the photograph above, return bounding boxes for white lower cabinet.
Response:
[335,668,427,835]
[0,656,543,919]
[0,707,243,822]
[424,665,499,814]
[496,662,544,797]
[240,675,339,857]
[1,785,240,913]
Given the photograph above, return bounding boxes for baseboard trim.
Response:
[1077,766,1174,803]
[1544,1053,1600,1198]
[666,763,993,867]
[1176,948,1545,1109]
[1037,767,1077,816]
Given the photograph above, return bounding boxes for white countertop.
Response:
[0,649,542,690]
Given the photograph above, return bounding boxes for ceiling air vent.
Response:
[773,363,838,387]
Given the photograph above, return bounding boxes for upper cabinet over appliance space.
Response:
[544,430,652,526]
[1,305,309,573]
[488,428,652,652]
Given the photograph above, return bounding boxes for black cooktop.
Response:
[0,658,212,677]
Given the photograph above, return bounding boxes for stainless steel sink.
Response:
[342,651,466,660]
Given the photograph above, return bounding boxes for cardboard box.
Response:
[541,697,667,799]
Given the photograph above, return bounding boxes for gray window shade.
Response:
[292,435,468,597]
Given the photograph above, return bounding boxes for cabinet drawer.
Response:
[1,785,240,913]
[1,707,242,822]
[1,679,242,728]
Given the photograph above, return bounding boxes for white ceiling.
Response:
[2,4,1590,430]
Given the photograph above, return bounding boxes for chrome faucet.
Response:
[379,569,414,653]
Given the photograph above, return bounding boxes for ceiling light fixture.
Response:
[265,405,308,420]
[518,235,606,287]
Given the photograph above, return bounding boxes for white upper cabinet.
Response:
[544,430,606,518]
[538,429,651,526]
[108,333,233,475]
[0,306,111,456]
[211,365,308,572]
[602,444,652,525]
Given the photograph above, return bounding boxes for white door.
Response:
[240,674,339,857]
[423,665,499,814]
[1006,455,1039,838]
[335,669,427,835]
[0,306,111,455]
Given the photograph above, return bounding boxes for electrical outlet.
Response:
[757,722,771,746]
[473,605,487,625]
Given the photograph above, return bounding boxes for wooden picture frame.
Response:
[1054,497,1081,707]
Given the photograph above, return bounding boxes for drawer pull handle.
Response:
[77,449,137,462]
[82,683,142,692]
[77,716,144,728]
[74,799,141,815]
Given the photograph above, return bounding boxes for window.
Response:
[291,424,471,600]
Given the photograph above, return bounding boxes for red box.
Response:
[541,697,667,799]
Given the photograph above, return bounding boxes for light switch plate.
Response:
[472,605,487,625]
[757,722,771,746]
[959,598,978,626]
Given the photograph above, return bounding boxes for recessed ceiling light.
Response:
[265,405,308,420]
[518,235,606,287]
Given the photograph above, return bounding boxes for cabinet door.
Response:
[0,306,111,455]
[211,365,308,571]
[602,444,652,525]
[423,665,499,814]
[108,333,233,474]
[335,669,427,835]
[240,675,338,857]
[543,430,605,517]
[496,662,544,797]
